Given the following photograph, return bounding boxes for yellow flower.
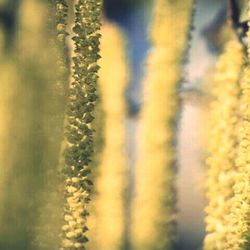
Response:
[87,21,129,250]
[203,39,243,250]
[62,1,102,249]
[131,0,194,249]
[225,65,250,250]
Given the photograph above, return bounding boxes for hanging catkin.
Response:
[225,6,250,248]
[61,1,102,249]
[0,0,68,248]
[203,38,243,250]
[55,0,69,95]
[131,1,194,250]
[87,21,129,250]
[31,1,70,249]
[225,66,250,250]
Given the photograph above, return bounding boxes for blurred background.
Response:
[0,0,229,249]
[103,0,226,249]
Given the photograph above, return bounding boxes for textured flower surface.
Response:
[61,1,102,249]
[225,66,250,250]
[203,38,243,250]
[224,14,250,246]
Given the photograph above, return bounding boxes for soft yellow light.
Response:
[131,0,194,249]
[203,38,243,250]
[88,21,129,250]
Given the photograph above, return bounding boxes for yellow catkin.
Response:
[32,1,70,249]
[224,6,250,248]
[0,2,51,248]
[203,39,243,250]
[87,21,129,250]
[0,0,68,249]
[131,1,194,250]
[0,61,18,221]
[18,0,49,59]
[225,67,250,250]
[61,1,102,249]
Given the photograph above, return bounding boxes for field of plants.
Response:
[0,0,249,250]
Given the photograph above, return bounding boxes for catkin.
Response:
[87,21,129,250]
[61,1,102,249]
[32,1,70,249]
[0,0,70,248]
[225,66,250,250]
[0,0,67,248]
[224,6,250,248]
[131,1,194,250]
[203,38,243,250]
[0,61,19,234]
[55,0,69,95]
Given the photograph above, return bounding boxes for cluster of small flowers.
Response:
[61,0,102,249]
[204,39,243,250]
[55,0,69,94]
[225,65,250,250]
[61,177,90,249]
